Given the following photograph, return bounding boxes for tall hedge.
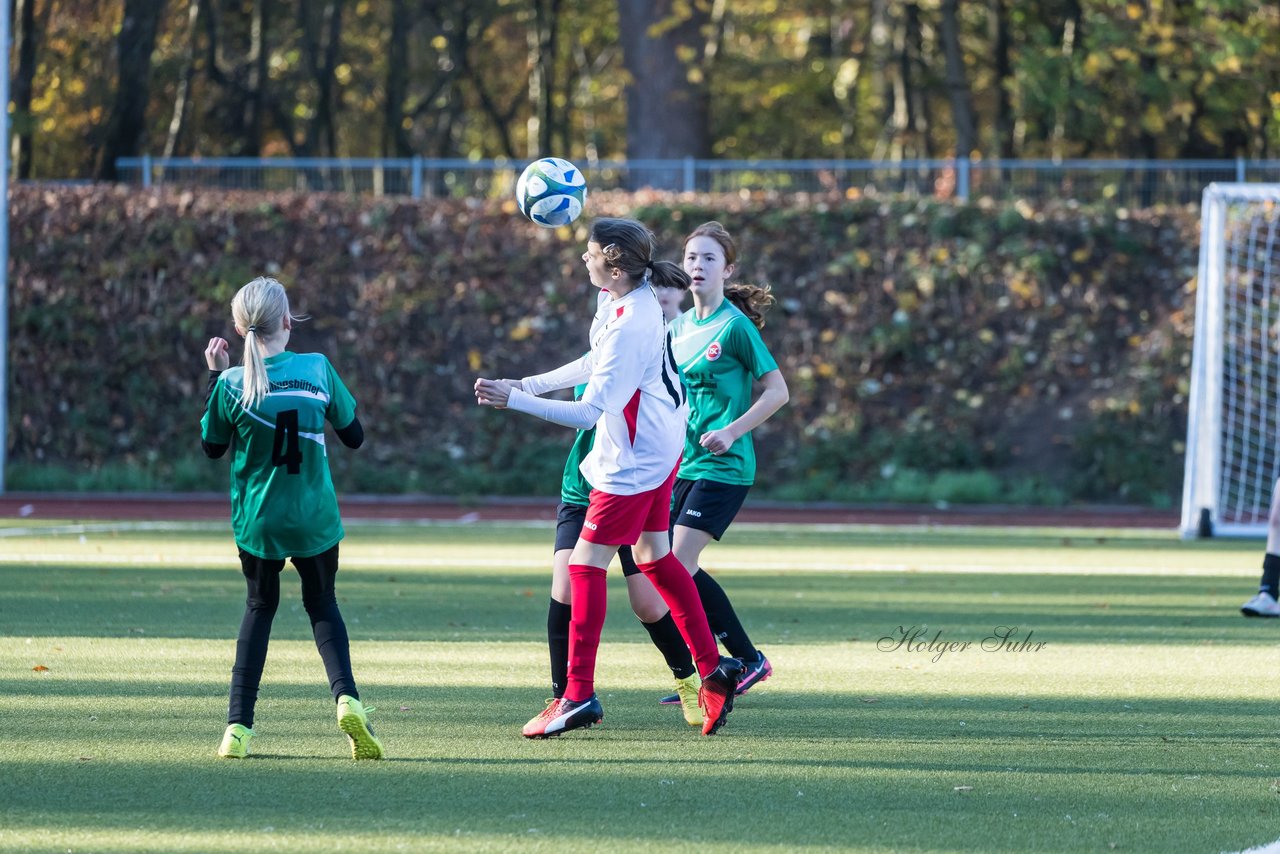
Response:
[9,185,1199,504]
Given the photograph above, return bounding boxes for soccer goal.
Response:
[1182,183,1280,537]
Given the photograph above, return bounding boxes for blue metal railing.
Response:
[114,155,1280,207]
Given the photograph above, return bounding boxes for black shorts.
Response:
[669,477,750,541]
[554,502,641,576]
[237,544,340,607]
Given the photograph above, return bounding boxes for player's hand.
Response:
[474,377,515,409]
[205,337,230,371]
[699,428,736,456]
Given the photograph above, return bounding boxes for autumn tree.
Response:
[10,0,1280,180]
[617,0,714,186]
[11,0,46,179]
[95,0,165,178]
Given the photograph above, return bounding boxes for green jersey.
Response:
[201,351,357,559]
[669,301,778,485]
[560,383,593,506]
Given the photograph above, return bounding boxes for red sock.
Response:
[636,551,720,678]
[565,564,608,701]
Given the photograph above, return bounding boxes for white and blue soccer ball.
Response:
[516,157,587,227]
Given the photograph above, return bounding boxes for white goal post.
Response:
[1182,183,1280,537]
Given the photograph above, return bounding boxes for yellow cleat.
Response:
[337,694,385,760]
[217,723,255,759]
[673,673,703,727]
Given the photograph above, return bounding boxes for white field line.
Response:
[0,518,1240,575]
[0,521,226,537]
[0,518,1184,539]
[0,519,556,537]
[1225,839,1280,854]
[0,551,1250,576]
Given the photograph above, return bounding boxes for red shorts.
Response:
[580,467,678,546]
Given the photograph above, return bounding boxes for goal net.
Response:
[1182,183,1280,537]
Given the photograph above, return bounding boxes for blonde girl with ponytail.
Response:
[228,276,304,409]
[201,275,383,761]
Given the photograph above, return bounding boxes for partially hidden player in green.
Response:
[542,373,707,729]
[478,218,743,739]
[200,276,384,760]
[537,281,769,729]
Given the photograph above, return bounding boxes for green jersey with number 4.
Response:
[669,301,778,485]
[201,351,357,559]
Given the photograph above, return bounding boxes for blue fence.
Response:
[115,155,1280,207]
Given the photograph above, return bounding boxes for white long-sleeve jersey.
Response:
[511,285,687,495]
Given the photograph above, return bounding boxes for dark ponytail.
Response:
[725,283,775,330]
[650,259,690,291]
[590,217,690,291]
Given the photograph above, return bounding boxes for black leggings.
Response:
[227,544,358,727]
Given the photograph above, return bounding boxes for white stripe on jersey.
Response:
[242,407,329,448]
[269,389,332,404]
[671,316,732,346]
[671,315,735,373]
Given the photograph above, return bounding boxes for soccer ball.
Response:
[516,157,587,227]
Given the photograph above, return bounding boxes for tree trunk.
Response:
[383,0,413,157]
[526,0,562,158]
[570,39,618,163]
[243,0,269,157]
[940,0,975,158]
[617,0,711,188]
[869,0,894,160]
[164,0,204,159]
[301,0,345,157]
[830,8,868,157]
[1049,0,1081,161]
[11,0,42,179]
[904,2,931,158]
[96,0,165,179]
[202,0,278,159]
[428,3,522,159]
[887,7,910,160]
[988,0,1014,158]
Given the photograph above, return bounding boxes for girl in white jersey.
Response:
[475,217,744,738]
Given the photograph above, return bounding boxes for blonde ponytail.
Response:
[230,276,302,409]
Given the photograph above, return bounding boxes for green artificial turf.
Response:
[1,519,1275,853]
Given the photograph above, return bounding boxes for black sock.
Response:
[641,612,696,680]
[547,598,571,699]
[305,597,357,702]
[1262,554,1280,598]
[692,568,757,661]
[228,603,275,728]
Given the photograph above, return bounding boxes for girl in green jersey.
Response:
[667,222,790,695]
[201,276,383,761]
